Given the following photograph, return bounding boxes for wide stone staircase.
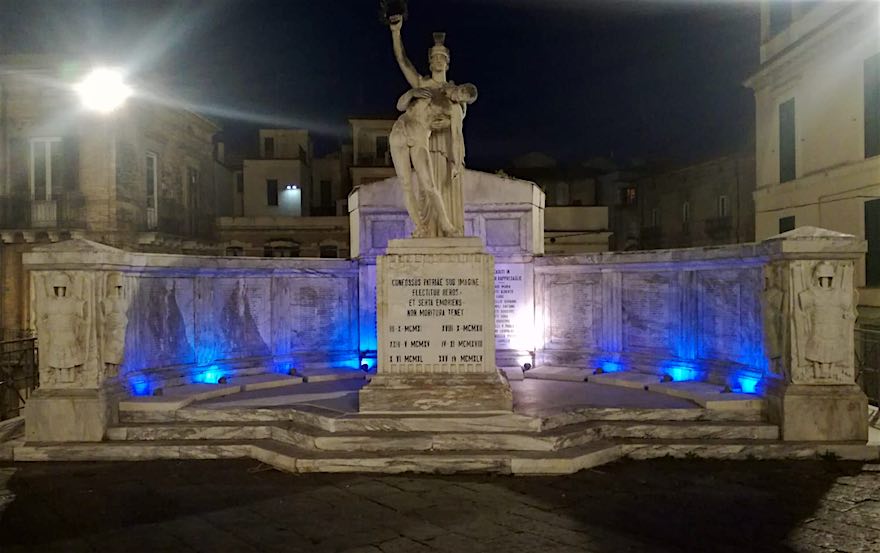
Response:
[12,368,880,474]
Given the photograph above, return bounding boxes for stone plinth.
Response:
[25,389,112,442]
[774,384,868,442]
[360,237,512,413]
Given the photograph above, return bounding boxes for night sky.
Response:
[1,0,759,170]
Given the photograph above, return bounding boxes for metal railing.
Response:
[855,326,880,406]
[0,193,86,230]
[0,335,38,421]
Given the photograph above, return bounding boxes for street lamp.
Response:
[74,68,132,113]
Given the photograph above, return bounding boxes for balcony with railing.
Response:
[704,215,733,241]
[355,152,392,167]
[0,193,86,231]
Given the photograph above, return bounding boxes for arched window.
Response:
[264,240,300,258]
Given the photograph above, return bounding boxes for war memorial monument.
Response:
[3,6,876,473]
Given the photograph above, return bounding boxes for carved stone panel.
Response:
[273,277,355,355]
[621,273,674,353]
[544,273,600,350]
[790,260,857,385]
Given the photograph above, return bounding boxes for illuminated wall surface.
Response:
[122,260,360,393]
[534,250,767,393]
[118,244,769,396]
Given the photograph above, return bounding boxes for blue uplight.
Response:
[666,365,698,382]
[736,375,760,394]
[130,379,152,396]
[601,361,624,373]
[191,365,228,384]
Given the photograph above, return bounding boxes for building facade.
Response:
[746,1,880,308]
[635,155,756,250]
[0,56,228,331]
[505,153,611,253]
[348,118,396,189]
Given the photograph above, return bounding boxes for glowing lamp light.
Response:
[665,366,698,382]
[75,68,132,113]
[130,380,151,396]
[285,184,298,191]
[192,365,227,384]
[736,375,760,394]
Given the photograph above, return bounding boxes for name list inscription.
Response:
[494,265,525,348]
[386,273,486,366]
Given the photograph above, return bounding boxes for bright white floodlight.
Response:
[75,68,132,113]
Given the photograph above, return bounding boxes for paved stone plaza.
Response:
[1,459,879,552]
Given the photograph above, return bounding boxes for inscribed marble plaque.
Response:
[546,275,599,348]
[622,273,673,352]
[494,263,530,350]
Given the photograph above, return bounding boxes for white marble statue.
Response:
[100,272,129,377]
[796,261,856,382]
[39,273,86,384]
[388,14,478,238]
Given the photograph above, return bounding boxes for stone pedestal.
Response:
[25,388,112,442]
[774,384,868,442]
[761,228,869,442]
[359,237,512,413]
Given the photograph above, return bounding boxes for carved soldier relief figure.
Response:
[101,272,129,377]
[762,264,785,376]
[796,261,856,382]
[387,13,478,238]
[39,273,87,384]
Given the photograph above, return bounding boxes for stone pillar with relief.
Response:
[360,237,512,412]
[761,227,868,442]
[23,240,133,442]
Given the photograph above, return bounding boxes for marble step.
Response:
[14,438,880,475]
[618,439,880,462]
[104,420,779,453]
[539,406,766,429]
[119,407,544,433]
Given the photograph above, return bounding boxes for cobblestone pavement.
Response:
[0,459,879,552]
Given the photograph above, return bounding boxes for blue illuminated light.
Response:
[665,366,698,382]
[601,361,624,373]
[191,365,228,384]
[130,379,152,396]
[736,375,760,394]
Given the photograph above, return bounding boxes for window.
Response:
[319,245,338,258]
[681,201,690,234]
[267,179,279,206]
[769,1,793,37]
[264,137,275,159]
[717,195,730,217]
[865,53,880,158]
[779,215,795,234]
[650,208,660,227]
[621,187,637,206]
[321,180,332,208]
[779,98,796,183]
[264,241,300,258]
[867,201,880,286]
[145,153,158,209]
[30,138,63,200]
[235,172,244,194]
[376,135,390,163]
